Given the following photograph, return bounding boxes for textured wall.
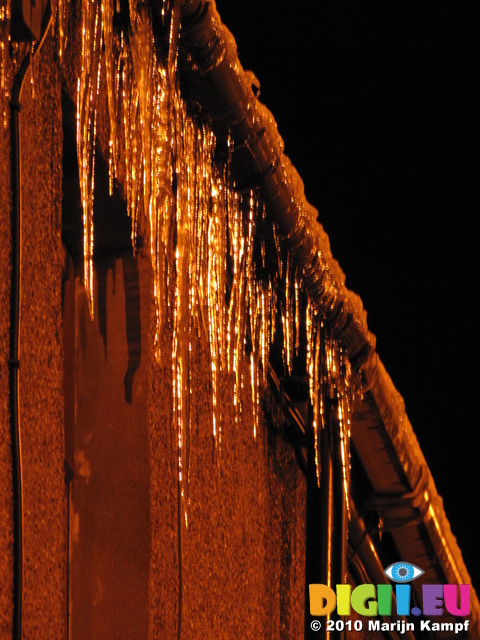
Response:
[16,36,67,639]
[0,35,67,639]
[0,43,14,640]
[149,327,307,639]
[65,238,307,638]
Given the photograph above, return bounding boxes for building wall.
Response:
[66,243,307,639]
[0,41,14,640]
[0,36,67,639]
[1,28,310,640]
[148,332,307,638]
[0,15,392,640]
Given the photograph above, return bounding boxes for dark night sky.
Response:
[216,1,479,590]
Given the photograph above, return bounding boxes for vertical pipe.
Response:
[305,422,335,640]
[331,402,348,585]
[330,399,348,640]
[324,405,342,640]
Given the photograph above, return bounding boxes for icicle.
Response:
[269,275,276,345]
[295,270,300,357]
[260,281,266,383]
[305,298,353,504]
[338,344,352,519]
[245,190,259,439]
[56,0,69,61]
[101,0,117,195]
[172,89,196,528]
[0,0,10,129]
[233,231,245,421]
[272,222,283,279]
[167,0,181,90]
[70,0,357,537]
[313,313,323,486]
[283,255,296,375]
[226,186,239,374]
[29,40,36,99]
[77,0,103,318]
[207,168,227,451]
[71,0,282,525]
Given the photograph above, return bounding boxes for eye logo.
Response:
[384,561,424,583]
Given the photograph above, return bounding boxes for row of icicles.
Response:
[74,0,353,526]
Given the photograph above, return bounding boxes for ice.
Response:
[0,0,10,128]
[72,0,355,527]
[77,0,102,318]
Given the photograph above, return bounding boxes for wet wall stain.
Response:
[62,90,142,404]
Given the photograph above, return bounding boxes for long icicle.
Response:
[77,0,102,318]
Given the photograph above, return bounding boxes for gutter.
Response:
[157,1,480,636]
[176,0,373,366]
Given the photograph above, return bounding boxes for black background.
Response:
[216,0,479,591]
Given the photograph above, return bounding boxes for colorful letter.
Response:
[309,584,336,616]
[395,584,411,616]
[444,585,470,616]
[423,584,444,616]
[351,584,378,616]
[377,584,393,616]
[336,585,351,615]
